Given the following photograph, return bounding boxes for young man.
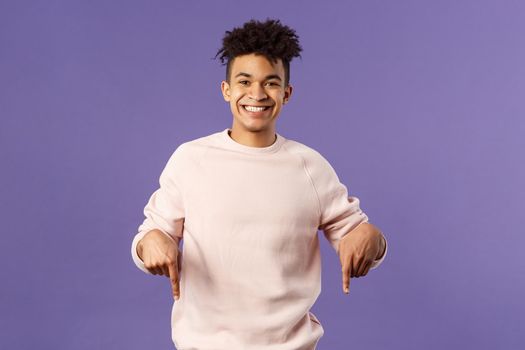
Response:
[131,18,387,350]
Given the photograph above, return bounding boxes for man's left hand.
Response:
[338,222,385,294]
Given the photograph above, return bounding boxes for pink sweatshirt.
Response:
[131,128,387,350]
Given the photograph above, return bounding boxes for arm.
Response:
[301,149,369,254]
[301,148,387,294]
[130,145,186,300]
[131,144,186,275]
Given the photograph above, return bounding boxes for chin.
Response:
[235,118,266,131]
[243,124,268,133]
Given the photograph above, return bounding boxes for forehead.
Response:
[230,53,285,79]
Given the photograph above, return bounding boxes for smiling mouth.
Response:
[241,105,272,112]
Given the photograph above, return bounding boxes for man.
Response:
[131,18,387,350]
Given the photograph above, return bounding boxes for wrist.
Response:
[148,228,180,246]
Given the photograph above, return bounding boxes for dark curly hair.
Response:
[214,18,302,86]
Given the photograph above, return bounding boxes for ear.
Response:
[283,83,293,104]
[221,80,231,102]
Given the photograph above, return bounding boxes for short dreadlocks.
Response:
[214,18,303,87]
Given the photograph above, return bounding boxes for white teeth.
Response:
[244,105,268,112]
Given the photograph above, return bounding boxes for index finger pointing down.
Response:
[168,262,180,300]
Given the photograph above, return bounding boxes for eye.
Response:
[239,80,249,85]
[266,81,279,86]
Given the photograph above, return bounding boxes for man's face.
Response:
[221,53,293,135]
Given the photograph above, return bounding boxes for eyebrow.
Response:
[234,72,282,81]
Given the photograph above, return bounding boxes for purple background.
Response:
[1,1,524,349]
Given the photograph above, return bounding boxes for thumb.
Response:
[177,248,183,274]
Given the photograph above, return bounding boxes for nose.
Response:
[248,82,268,101]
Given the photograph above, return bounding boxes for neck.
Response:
[228,127,277,148]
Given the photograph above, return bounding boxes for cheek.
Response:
[229,87,243,96]
[272,91,284,101]
[230,91,243,104]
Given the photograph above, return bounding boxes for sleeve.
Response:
[306,149,385,269]
[131,145,186,274]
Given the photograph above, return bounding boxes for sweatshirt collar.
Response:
[220,128,285,154]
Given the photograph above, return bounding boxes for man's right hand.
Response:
[137,229,182,300]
